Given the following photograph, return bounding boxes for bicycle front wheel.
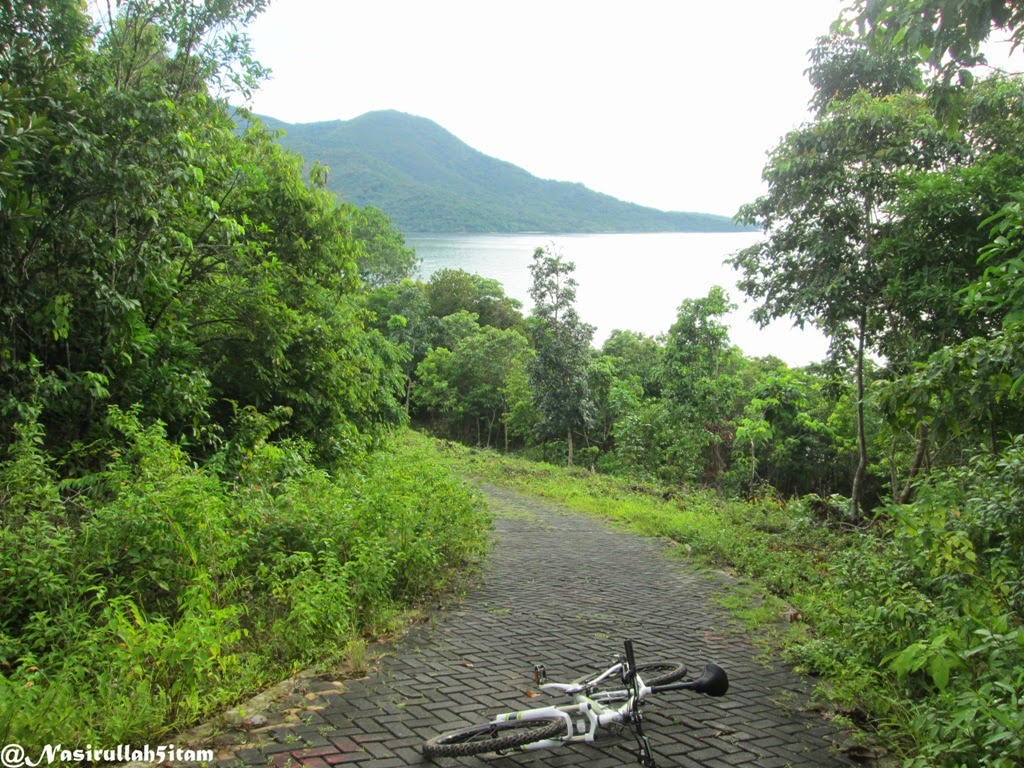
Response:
[580,662,687,701]
[422,716,566,759]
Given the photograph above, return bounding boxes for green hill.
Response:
[251,110,747,234]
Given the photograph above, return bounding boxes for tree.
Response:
[875,189,1024,457]
[602,330,663,399]
[364,280,432,416]
[425,268,523,330]
[527,246,594,466]
[733,366,839,497]
[0,0,405,466]
[733,88,950,518]
[351,206,419,289]
[414,323,532,448]
[186,126,407,463]
[586,352,636,458]
[660,286,739,485]
[807,32,923,116]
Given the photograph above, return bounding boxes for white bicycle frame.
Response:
[489,661,656,752]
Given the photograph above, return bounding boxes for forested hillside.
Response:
[250,110,748,233]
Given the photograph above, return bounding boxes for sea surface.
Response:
[406,232,830,367]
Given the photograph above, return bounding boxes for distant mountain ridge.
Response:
[255,109,746,234]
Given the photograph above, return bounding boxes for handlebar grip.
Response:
[624,638,637,680]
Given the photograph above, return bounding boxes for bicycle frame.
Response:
[421,639,728,768]
[485,662,656,751]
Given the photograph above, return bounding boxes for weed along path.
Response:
[203,485,862,768]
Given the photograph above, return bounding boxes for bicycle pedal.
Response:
[533,664,546,684]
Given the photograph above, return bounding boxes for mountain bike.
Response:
[422,638,728,768]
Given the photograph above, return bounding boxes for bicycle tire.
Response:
[579,662,687,701]
[422,716,566,759]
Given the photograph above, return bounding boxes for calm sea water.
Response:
[406,232,829,367]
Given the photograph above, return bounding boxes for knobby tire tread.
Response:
[632,662,688,687]
[579,661,687,699]
[422,716,565,759]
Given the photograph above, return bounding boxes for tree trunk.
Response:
[850,313,868,522]
[750,441,757,494]
[567,428,574,467]
[897,422,929,505]
[485,412,497,449]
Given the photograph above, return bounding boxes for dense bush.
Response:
[0,0,482,748]
[0,415,488,747]
[792,441,1024,767]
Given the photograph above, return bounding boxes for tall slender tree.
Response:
[732,44,951,518]
[527,246,594,466]
[661,286,738,485]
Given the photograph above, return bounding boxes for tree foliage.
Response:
[415,323,532,448]
[0,0,405,466]
[807,31,923,115]
[734,86,952,517]
[425,268,523,330]
[851,0,1024,80]
[0,0,482,750]
[351,205,419,289]
[660,287,739,484]
[526,247,594,466]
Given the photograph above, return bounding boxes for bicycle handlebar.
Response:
[622,639,729,698]
[651,663,729,698]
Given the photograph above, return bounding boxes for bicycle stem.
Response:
[623,639,638,684]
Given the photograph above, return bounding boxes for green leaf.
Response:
[929,653,950,690]
[887,641,928,677]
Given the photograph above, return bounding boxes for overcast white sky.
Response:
[243,1,849,218]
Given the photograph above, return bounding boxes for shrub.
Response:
[0,415,487,747]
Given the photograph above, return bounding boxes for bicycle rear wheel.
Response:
[422,716,566,759]
[580,662,687,701]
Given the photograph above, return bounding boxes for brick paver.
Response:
[207,484,861,768]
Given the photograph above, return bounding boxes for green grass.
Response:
[415,432,835,622]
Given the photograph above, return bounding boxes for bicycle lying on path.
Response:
[422,638,728,768]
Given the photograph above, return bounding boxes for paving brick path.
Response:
[211,485,859,768]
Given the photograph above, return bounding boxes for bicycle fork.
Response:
[625,707,656,768]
